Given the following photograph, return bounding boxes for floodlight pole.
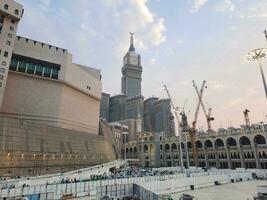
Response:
[246,48,267,101]
[259,61,267,100]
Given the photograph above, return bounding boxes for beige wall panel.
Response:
[59,84,100,134]
[1,72,61,119]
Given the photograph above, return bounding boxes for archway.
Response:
[144,144,148,153]
[215,138,224,148]
[254,135,266,145]
[165,144,170,152]
[187,141,192,149]
[196,141,203,149]
[204,140,213,148]
[226,137,237,147]
[239,136,251,146]
[171,143,177,151]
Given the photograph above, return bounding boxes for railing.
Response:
[0,169,254,199]
[0,159,126,189]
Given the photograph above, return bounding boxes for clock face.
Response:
[130,57,138,65]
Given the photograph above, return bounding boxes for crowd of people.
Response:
[1,183,15,190]
[89,167,177,181]
[0,166,180,189]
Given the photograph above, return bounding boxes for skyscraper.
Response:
[100,32,174,138]
[121,32,142,98]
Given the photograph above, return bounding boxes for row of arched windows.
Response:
[126,135,266,157]
[192,135,266,149]
[158,135,266,152]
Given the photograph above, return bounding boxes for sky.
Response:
[16,0,267,130]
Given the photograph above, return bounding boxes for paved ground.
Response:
[172,180,264,200]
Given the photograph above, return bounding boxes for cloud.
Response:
[101,0,122,6]
[131,0,154,24]
[37,0,51,8]
[149,58,157,65]
[223,98,242,110]
[236,2,267,19]
[213,0,235,12]
[167,47,174,55]
[190,0,209,13]
[102,0,167,55]
[177,39,184,44]
[148,18,167,45]
[212,83,226,90]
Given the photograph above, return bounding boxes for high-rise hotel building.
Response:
[0,0,117,176]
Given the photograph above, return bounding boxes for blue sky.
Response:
[16,0,267,130]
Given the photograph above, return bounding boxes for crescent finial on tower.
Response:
[129,32,135,52]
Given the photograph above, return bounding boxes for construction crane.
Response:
[192,80,214,133]
[179,98,190,168]
[189,80,207,166]
[243,109,250,127]
[207,107,214,132]
[164,85,184,172]
[179,98,190,132]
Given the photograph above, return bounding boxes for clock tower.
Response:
[121,32,142,98]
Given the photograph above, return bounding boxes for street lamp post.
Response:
[140,139,145,167]
[183,131,190,168]
[246,48,267,100]
[122,131,128,162]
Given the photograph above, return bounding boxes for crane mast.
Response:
[190,80,206,166]
[164,85,184,171]
[192,80,214,133]
[243,109,250,127]
[207,107,214,132]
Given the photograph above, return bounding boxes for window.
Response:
[0,15,4,33]
[2,61,6,66]
[14,9,19,15]
[4,4,8,10]
[9,26,14,31]
[10,58,18,70]
[6,41,11,46]
[0,67,5,74]
[26,62,35,74]
[43,66,51,77]
[18,60,26,72]
[51,68,59,79]
[8,33,12,38]
[9,55,60,79]
[4,51,8,57]
[35,65,43,76]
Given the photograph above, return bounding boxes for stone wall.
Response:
[2,72,100,134]
[0,116,117,177]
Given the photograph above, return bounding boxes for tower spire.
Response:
[129,32,135,52]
